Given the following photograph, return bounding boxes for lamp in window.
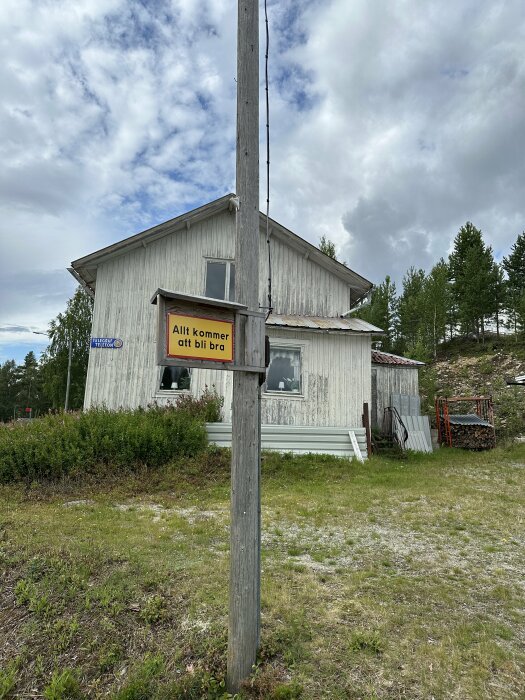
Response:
[278,381,285,390]
[160,366,191,391]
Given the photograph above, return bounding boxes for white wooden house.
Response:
[70,194,381,457]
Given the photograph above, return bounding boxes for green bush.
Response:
[493,383,525,438]
[172,385,224,422]
[0,405,208,484]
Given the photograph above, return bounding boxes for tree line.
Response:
[2,222,524,420]
[323,224,524,361]
[355,224,525,359]
[0,287,93,422]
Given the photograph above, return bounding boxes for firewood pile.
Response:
[435,396,496,450]
[446,415,496,450]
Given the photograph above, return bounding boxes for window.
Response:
[159,366,191,391]
[266,346,302,393]
[205,260,235,301]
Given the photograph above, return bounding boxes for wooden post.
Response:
[64,338,73,412]
[227,0,262,691]
[362,402,372,457]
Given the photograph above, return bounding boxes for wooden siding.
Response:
[371,365,420,430]
[84,210,366,417]
[262,329,371,428]
[260,234,351,315]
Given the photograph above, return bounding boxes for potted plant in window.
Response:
[289,378,300,393]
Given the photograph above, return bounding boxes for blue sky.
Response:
[1,0,524,364]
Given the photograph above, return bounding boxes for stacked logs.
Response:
[447,422,496,450]
[436,397,496,450]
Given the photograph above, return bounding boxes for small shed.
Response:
[371,350,425,430]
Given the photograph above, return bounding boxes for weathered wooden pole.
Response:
[227,0,261,691]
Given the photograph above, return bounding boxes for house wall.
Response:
[265,234,352,315]
[371,365,420,430]
[84,210,358,414]
[262,329,371,428]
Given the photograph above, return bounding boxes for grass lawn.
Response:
[1,445,524,699]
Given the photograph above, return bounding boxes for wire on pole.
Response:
[264,0,273,320]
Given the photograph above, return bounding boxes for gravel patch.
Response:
[113,501,226,523]
[62,499,95,508]
[262,512,525,578]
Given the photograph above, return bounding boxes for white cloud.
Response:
[266,0,525,284]
[0,0,524,359]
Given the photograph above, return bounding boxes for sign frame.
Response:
[151,288,266,373]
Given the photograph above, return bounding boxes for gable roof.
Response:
[371,350,425,366]
[69,194,373,304]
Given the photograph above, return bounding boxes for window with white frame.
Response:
[205,260,235,301]
[159,366,191,391]
[266,346,302,393]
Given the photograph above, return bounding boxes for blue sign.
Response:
[91,337,123,349]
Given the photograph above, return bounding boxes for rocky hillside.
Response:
[419,337,525,437]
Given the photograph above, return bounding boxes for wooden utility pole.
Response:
[227,0,262,691]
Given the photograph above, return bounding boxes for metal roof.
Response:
[448,414,493,428]
[372,350,425,366]
[266,314,383,333]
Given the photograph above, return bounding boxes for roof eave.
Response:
[263,214,372,301]
[71,193,236,273]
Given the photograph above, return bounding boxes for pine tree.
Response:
[354,276,398,352]
[0,360,18,422]
[319,235,337,260]
[492,263,506,338]
[448,222,497,341]
[422,259,452,358]
[502,232,525,336]
[13,352,44,418]
[397,267,426,354]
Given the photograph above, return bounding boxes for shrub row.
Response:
[0,405,209,483]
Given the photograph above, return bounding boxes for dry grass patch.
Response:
[0,445,524,698]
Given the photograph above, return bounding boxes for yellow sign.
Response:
[167,313,234,363]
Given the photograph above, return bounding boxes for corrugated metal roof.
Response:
[448,414,493,427]
[266,314,383,333]
[372,350,425,366]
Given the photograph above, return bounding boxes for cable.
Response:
[264,0,273,320]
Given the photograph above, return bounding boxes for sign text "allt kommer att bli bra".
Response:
[167,313,234,363]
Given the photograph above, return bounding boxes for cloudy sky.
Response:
[1,0,524,363]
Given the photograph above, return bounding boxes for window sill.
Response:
[263,391,305,400]
[154,390,191,398]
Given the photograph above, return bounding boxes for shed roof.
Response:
[371,350,425,366]
[267,314,382,334]
[448,414,493,427]
[70,194,373,305]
